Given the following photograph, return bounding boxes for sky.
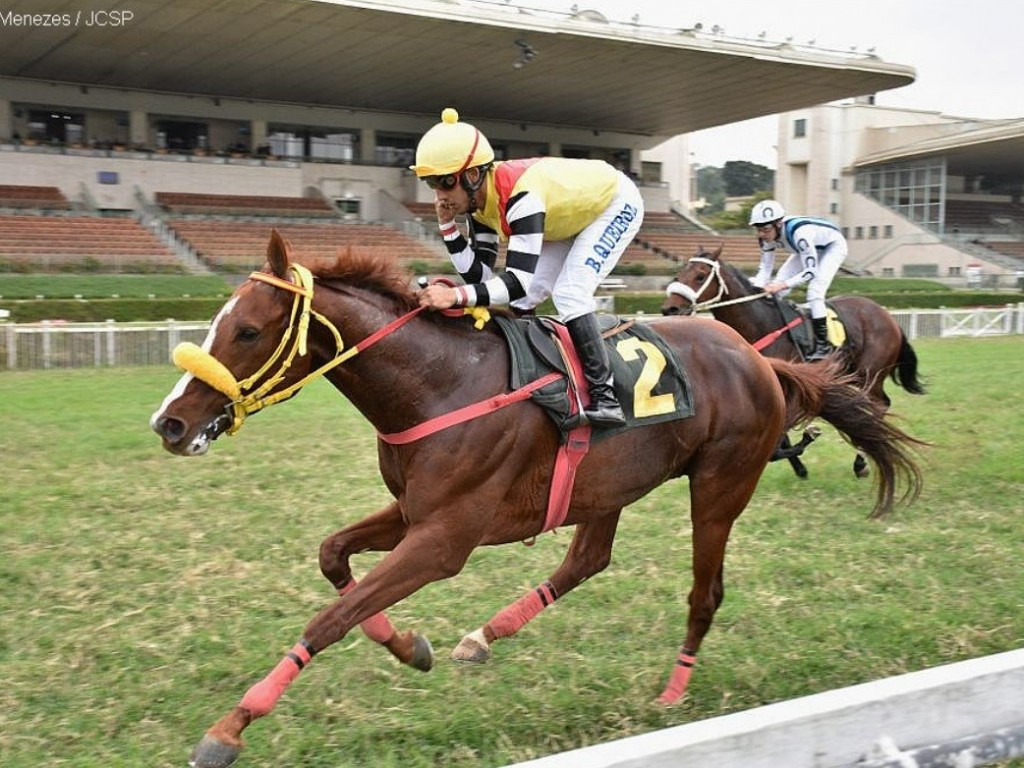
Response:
[516,0,1022,168]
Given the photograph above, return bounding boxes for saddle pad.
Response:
[493,315,694,440]
[776,299,847,357]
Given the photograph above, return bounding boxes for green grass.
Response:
[0,273,234,299]
[0,337,1022,767]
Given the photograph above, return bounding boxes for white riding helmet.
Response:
[749,200,786,226]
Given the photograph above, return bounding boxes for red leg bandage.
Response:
[657,648,697,705]
[239,640,313,718]
[488,581,558,639]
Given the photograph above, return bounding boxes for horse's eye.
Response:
[236,326,260,343]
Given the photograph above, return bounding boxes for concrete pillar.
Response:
[0,99,12,142]
[129,110,148,147]
[360,127,376,164]
[251,119,267,151]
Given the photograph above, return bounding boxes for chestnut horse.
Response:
[661,245,925,478]
[151,231,923,768]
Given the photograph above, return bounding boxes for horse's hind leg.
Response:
[318,501,433,671]
[452,511,622,663]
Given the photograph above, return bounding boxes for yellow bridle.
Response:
[170,264,492,438]
[171,264,349,435]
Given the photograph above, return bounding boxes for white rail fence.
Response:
[1,305,1022,372]
[506,649,1024,768]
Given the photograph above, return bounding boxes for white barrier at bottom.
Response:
[506,648,1024,768]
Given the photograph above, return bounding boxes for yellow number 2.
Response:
[614,338,676,418]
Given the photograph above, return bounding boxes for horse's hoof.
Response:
[410,633,434,672]
[796,467,809,479]
[805,426,822,441]
[189,735,241,768]
[451,633,492,664]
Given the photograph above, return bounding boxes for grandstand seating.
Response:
[155,191,337,218]
[166,219,446,271]
[945,199,1024,232]
[0,214,182,272]
[0,185,72,211]
[633,210,762,268]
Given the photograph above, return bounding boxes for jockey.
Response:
[411,108,645,428]
[748,199,848,361]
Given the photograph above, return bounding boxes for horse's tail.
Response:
[891,330,925,395]
[768,357,926,519]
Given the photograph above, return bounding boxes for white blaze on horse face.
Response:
[149,296,239,429]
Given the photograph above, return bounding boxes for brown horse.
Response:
[151,231,923,768]
[661,245,925,478]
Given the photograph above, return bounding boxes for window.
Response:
[854,158,945,233]
[793,118,807,138]
[948,266,961,277]
[869,226,878,239]
[884,225,893,238]
[882,267,894,277]
[829,202,838,214]
[831,178,839,191]
[855,226,864,239]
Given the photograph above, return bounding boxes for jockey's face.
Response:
[755,222,779,242]
[433,166,486,215]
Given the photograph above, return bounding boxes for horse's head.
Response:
[661,245,725,316]
[151,230,318,456]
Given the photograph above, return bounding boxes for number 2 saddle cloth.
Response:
[492,314,694,441]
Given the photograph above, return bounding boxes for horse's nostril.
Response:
[662,306,679,316]
[154,415,186,442]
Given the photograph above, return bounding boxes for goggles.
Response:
[423,173,460,191]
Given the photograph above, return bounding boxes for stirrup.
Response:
[584,405,626,428]
[806,344,834,362]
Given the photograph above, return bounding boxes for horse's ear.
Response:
[713,244,723,260]
[266,229,291,278]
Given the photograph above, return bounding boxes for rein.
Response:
[172,267,530,441]
[665,255,802,351]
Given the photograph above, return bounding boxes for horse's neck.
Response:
[712,268,783,342]
[310,292,505,434]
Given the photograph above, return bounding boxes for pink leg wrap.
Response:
[338,579,396,644]
[239,640,313,718]
[657,648,697,704]
[488,581,558,639]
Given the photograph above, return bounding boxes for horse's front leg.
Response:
[319,500,432,671]
[452,511,622,664]
[189,520,475,768]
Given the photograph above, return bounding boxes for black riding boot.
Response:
[566,313,626,428]
[806,316,835,361]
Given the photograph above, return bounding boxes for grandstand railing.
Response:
[2,305,1022,372]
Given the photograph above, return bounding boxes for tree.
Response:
[721,161,774,197]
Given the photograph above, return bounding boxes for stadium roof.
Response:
[0,0,917,141]
[854,118,1024,179]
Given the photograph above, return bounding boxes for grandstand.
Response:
[155,192,338,219]
[0,184,72,211]
[1,0,1021,288]
[166,218,445,272]
[0,207,181,273]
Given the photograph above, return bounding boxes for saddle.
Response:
[773,298,848,361]
[492,314,693,441]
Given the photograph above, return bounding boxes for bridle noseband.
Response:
[665,256,728,312]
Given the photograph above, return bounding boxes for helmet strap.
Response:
[461,164,491,211]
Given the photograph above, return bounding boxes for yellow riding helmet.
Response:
[410,108,495,177]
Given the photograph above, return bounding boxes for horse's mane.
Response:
[310,247,418,310]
